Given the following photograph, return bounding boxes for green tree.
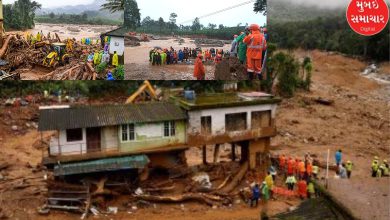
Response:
[101,0,124,13]
[254,0,267,15]
[49,12,55,19]
[169,13,178,31]
[3,0,41,30]
[123,0,141,30]
[191,17,201,32]
[208,23,217,30]
[158,17,165,32]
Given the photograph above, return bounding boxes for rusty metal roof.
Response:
[38,102,187,131]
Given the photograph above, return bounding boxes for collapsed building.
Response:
[37,91,281,213]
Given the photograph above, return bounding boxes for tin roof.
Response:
[53,155,149,176]
[102,26,128,37]
[38,102,187,131]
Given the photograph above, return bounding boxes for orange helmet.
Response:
[249,24,260,31]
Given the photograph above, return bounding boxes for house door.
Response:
[86,127,101,153]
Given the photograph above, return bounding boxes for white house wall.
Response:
[50,128,87,155]
[109,36,124,56]
[187,104,277,135]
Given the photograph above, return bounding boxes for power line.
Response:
[178,0,256,25]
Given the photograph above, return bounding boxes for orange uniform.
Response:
[297,180,307,198]
[287,158,294,175]
[279,155,286,170]
[306,163,313,176]
[194,56,205,80]
[243,25,266,75]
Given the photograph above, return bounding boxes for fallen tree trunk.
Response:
[0,35,16,58]
[219,161,249,193]
[134,193,223,206]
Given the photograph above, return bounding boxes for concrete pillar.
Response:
[213,144,220,163]
[202,145,207,165]
[231,143,236,161]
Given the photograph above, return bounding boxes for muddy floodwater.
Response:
[125,38,232,80]
[29,23,118,41]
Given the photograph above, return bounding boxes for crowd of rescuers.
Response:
[148,24,268,80]
[248,150,390,208]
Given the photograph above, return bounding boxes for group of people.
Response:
[371,156,389,177]
[149,47,228,66]
[230,24,268,80]
[86,36,119,68]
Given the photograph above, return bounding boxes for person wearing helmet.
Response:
[230,35,239,57]
[372,156,380,177]
[346,161,353,179]
[243,24,267,80]
[194,53,205,80]
[380,160,389,176]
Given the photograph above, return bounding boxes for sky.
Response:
[136,0,266,27]
[3,0,95,8]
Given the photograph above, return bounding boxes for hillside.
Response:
[268,0,345,22]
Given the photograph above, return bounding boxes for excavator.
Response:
[125,80,160,104]
[42,43,70,68]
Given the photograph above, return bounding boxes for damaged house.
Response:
[39,92,281,178]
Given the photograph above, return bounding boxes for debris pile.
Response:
[0,34,100,80]
[125,36,141,47]
[194,39,226,47]
[215,57,248,80]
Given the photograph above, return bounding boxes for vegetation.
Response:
[35,12,122,26]
[3,0,41,30]
[254,0,267,15]
[0,81,230,98]
[96,62,108,74]
[269,15,389,61]
[101,0,124,13]
[113,65,125,80]
[123,0,141,30]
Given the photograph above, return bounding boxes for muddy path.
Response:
[125,38,231,80]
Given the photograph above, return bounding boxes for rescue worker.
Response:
[194,53,205,80]
[112,51,119,67]
[380,160,389,177]
[243,24,266,80]
[66,39,73,52]
[230,35,238,57]
[102,51,110,64]
[261,181,270,202]
[372,156,380,177]
[93,51,100,66]
[285,175,297,191]
[346,161,353,179]
[81,38,86,45]
[107,72,115,81]
[335,150,343,167]
[104,43,109,52]
[297,180,307,200]
[298,159,306,180]
[307,181,315,198]
[87,53,94,63]
[287,157,295,176]
[306,162,313,177]
[236,31,248,64]
[250,184,260,207]
[279,154,286,172]
[312,164,319,179]
[36,31,42,42]
[265,171,274,198]
[97,51,103,64]
[339,164,347,179]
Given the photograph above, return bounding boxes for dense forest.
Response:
[35,12,123,26]
[269,16,389,61]
[3,0,41,30]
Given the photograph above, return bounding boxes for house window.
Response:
[121,124,135,141]
[225,113,247,132]
[164,121,176,137]
[66,128,83,142]
[201,116,212,135]
[251,111,271,129]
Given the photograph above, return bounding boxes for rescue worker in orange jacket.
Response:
[298,160,306,180]
[194,53,205,80]
[243,24,266,80]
